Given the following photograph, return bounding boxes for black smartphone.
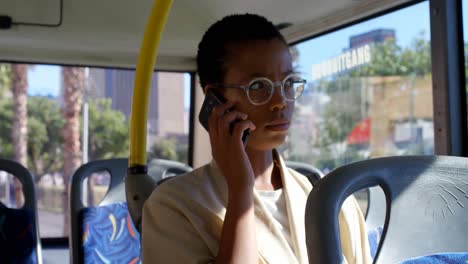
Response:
[198,89,250,145]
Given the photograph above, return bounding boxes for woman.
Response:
[142,14,371,264]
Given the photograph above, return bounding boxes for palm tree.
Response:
[11,64,28,208]
[61,67,84,236]
[0,64,11,96]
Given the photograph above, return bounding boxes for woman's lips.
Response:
[265,123,290,131]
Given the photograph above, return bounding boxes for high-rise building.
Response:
[103,69,160,133]
[349,29,395,49]
[85,68,106,99]
[86,68,186,139]
[154,72,185,137]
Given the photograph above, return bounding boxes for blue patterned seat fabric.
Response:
[400,253,468,263]
[81,202,141,264]
[367,226,383,260]
[0,207,37,264]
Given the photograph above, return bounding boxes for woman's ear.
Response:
[203,84,214,95]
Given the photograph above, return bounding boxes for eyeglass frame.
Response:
[212,73,307,106]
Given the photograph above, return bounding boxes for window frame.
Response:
[429,0,468,156]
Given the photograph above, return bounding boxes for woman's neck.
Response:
[245,148,283,191]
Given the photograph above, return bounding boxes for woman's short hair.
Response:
[196,14,287,90]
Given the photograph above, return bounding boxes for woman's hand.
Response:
[209,100,259,264]
[208,101,256,194]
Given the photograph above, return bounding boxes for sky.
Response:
[27,64,60,97]
[26,1,468,104]
[295,1,431,81]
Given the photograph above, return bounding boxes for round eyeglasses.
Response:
[214,73,306,106]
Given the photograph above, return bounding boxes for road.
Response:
[38,210,64,237]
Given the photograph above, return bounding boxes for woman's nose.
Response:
[269,84,286,111]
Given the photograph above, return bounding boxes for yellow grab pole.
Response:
[129,0,173,167]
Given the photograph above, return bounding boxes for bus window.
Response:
[0,63,191,238]
[284,1,433,172]
[283,1,432,213]
[463,0,468,132]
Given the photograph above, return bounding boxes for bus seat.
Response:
[70,158,192,264]
[287,160,388,246]
[285,160,385,260]
[126,159,192,233]
[367,225,383,260]
[70,158,139,264]
[365,186,386,231]
[0,159,42,264]
[148,158,193,184]
[365,186,386,259]
[304,155,468,264]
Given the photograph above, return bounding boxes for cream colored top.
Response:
[257,189,293,252]
[142,151,372,264]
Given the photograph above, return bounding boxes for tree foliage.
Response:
[0,94,131,180]
[147,137,188,163]
[86,98,129,160]
[350,31,431,77]
[0,98,13,158]
[0,96,64,179]
[0,64,11,97]
[27,97,65,177]
[148,138,178,161]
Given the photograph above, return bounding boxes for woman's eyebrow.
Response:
[284,69,296,75]
[280,70,298,79]
[247,70,296,79]
[247,73,265,79]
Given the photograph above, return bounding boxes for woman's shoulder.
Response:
[145,162,224,208]
[150,164,210,195]
[285,167,314,190]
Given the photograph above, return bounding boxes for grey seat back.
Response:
[148,159,193,183]
[304,155,468,264]
[0,159,42,264]
[285,160,385,227]
[285,161,323,186]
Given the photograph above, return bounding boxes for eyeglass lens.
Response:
[246,76,305,104]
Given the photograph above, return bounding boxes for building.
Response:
[349,29,396,49]
[86,68,187,147]
[311,29,394,81]
[102,69,159,133]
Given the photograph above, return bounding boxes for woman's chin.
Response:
[247,135,287,150]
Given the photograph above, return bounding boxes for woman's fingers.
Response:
[208,101,255,146]
[212,101,235,117]
[231,120,256,141]
[217,111,248,134]
[208,101,235,134]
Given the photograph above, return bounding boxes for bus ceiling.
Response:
[0,0,414,70]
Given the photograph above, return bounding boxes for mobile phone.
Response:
[198,89,250,145]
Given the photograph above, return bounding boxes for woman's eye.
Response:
[285,78,299,89]
[286,75,301,83]
[250,81,265,91]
